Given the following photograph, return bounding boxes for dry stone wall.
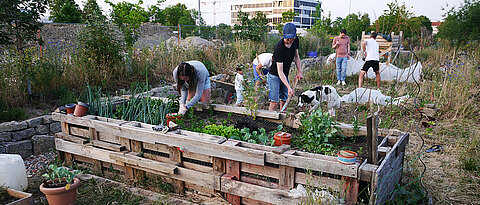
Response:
[0,115,59,159]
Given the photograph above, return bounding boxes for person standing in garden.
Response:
[358,32,381,89]
[332,28,350,86]
[268,23,303,111]
[173,61,211,115]
[234,66,244,106]
[252,52,273,89]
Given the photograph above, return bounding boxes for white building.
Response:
[230,0,321,28]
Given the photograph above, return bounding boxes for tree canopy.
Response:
[105,0,149,47]
[233,11,268,42]
[49,0,82,23]
[437,0,480,45]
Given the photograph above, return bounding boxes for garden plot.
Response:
[51,101,409,204]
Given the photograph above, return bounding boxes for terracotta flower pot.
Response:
[65,104,76,115]
[40,178,80,205]
[166,113,182,125]
[73,102,89,117]
[337,150,358,165]
[273,132,292,146]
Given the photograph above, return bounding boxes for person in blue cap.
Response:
[267,23,303,111]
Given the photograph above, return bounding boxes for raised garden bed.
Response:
[51,104,409,205]
[0,188,33,205]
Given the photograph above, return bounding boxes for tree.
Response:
[82,0,106,23]
[276,10,297,33]
[233,11,268,42]
[105,0,149,47]
[437,0,480,45]
[341,13,371,41]
[0,0,48,52]
[52,0,82,23]
[162,3,195,26]
[374,0,414,37]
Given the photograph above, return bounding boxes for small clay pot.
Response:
[273,132,292,146]
[65,104,76,115]
[337,150,358,165]
[73,102,89,117]
[166,113,182,125]
[40,178,80,205]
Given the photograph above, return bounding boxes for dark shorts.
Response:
[362,60,380,72]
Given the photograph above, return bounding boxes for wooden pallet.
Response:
[52,112,408,204]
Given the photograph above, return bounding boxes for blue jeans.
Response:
[336,57,348,81]
[235,89,243,105]
[267,73,288,102]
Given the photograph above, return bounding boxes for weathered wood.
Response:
[221,175,300,205]
[89,127,98,140]
[119,137,131,151]
[265,151,359,178]
[91,140,125,152]
[168,146,185,194]
[225,160,241,205]
[241,163,278,179]
[6,188,32,205]
[375,133,409,205]
[212,157,225,173]
[273,144,291,154]
[64,152,73,166]
[358,162,378,182]
[61,122,70,135]
[367,115,379,165]
[97,132,120,144]
[54,132,87,144]
[242,197,274,205]
[295,172,342,192]
[109,152,177,175]
[240,176,278,189]
[278,165,295,190]
[378,147,391,159]
[182,161,212,173]
[387,136,399,147]
[69,126,90,138]
[55,138,119,165]
[197,103,280,119]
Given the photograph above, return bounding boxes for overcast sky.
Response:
[70,0,465,25]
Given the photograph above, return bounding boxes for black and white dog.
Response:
[298,85,341,115]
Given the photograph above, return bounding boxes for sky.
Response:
[69,0,465,25]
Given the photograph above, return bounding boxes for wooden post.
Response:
[64,152,73,166]
[367,115,379,164]
[131,140,145,180]
[213,157,225,194]
[169,146,184,194]
[61,122,70,135]
[225,159,241,205]
[279,165,295,190]
[88,128,98,141]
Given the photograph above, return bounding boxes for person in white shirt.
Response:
[252,53,273,89]
[358,32,381,89]
[235,66,244,106]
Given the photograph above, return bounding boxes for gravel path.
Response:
[24,151,57,177]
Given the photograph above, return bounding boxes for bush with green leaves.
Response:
[42,164,81,189]
[203,124,241,138]
[294,109,343,155]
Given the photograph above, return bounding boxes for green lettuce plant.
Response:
[42,165,81,189]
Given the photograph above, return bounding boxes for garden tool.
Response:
[280,78,298,112]
[152,124,169,134]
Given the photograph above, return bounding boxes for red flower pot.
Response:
[73,102,89,117]
[65,104,76,115]
[274,132,292,146]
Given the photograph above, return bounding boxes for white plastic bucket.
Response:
[0,154,28,191]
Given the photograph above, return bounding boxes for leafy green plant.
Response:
[42,164,81,189]
[203,124,241,138]
[294,109,343,155]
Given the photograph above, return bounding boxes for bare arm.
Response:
[362,41,367,58]
[294,49,303,80]
[276,62,293,96]
[255,63,264,79]
[332,37,337,49]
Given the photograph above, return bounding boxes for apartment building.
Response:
[231,0,321,29]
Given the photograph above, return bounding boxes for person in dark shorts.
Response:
[358,32,381,89]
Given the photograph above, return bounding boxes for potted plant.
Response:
[40,165,81,205]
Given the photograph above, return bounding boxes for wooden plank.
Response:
[241,163,278,179]
[240,176,278,189]
[109,152,177,174]
[221,175,300,205]
[55,138,120,165]
[242,197,273,205]
[295,172,342,192]
[183,161,213,173]
[61,122,70,135]
[7,188,31,198]
[358,163,378,182]
[387,136,398,147]
[213,157,225,173]
[54,132,87,144]
[378,147,391,159]
[119,137,131,151]
[91,140,125,152]
[265,151,359,178]
[278,165,295,190]
[69,126,90,138]
[89,127,98,140]
[169,146,185,194]
[97,132,120,144]
[185,182,215,195]
[143,153,169,163]
[64,152,73,166]
[225,160,241,205]
[197,103,280,119]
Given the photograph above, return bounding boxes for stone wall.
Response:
[0,115,59,159]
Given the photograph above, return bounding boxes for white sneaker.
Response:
[341,81,346,85]
[336,80,341,85]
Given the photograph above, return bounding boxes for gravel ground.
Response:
[23,151,57,177]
